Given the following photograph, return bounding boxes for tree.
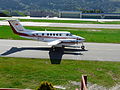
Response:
[36,81,55,90]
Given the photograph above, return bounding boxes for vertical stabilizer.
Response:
[7,20,25,33]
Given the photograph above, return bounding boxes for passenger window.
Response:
[36,33,38,35]
[56,34,58,36]
[47,33,49,36]
[50,33,52,36]
[42,33,44,36]
[59,34,61,36]
[53,34,55,36]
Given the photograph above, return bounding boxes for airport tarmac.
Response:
[0,39,120,62]
[0,21,120,29]
[1,17,120,21]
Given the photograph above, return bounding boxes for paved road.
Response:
[0,21,120,29]
[0,39,120,62]
[1,17,120,21]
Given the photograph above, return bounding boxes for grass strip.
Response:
[20,19,120,24]
[0,57,120,89]
[20,19,102,24]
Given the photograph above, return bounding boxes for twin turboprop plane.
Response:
[7,20,85,49]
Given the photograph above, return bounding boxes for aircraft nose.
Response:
[81,37,85,40]
[77,37,85,41]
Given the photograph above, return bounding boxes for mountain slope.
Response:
[0,0,120,12]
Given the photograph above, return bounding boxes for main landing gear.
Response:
[81,43,85,50]
[51,45,65,51]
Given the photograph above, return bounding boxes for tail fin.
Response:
[7,20,25,34]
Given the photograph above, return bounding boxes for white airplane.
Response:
[7,20,85,49]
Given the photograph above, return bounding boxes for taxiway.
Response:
[0,21,120,29]
[0,39,120,62]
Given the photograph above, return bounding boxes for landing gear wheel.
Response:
[62,45,65,49]
[81,43,85,50]
[81,46,85,50]
[51,46,56,51]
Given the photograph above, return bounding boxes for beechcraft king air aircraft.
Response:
[7,20,85,49]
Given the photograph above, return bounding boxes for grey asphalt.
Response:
[1,17,120,21]
[0,21,120,29]
[0,39,120,62]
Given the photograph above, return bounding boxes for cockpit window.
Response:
[69,34,72,36]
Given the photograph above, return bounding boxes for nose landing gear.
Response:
[81,45,85,50]
[81,43,85,50]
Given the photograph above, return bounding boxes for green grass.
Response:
[0,26,26,40]
[0,57,120,89]
[20,19,102,24]
[0,19,5,20]
[20,19,120,24]
[0,26,120,43]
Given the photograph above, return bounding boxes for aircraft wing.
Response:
[48,39,76,46]
[48,40,61,46]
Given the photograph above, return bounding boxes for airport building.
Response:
[59,11,120,19]
[30,10,55,17]
[29,10,120,19]
[82,13,120,19]
[59,11,82,18]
